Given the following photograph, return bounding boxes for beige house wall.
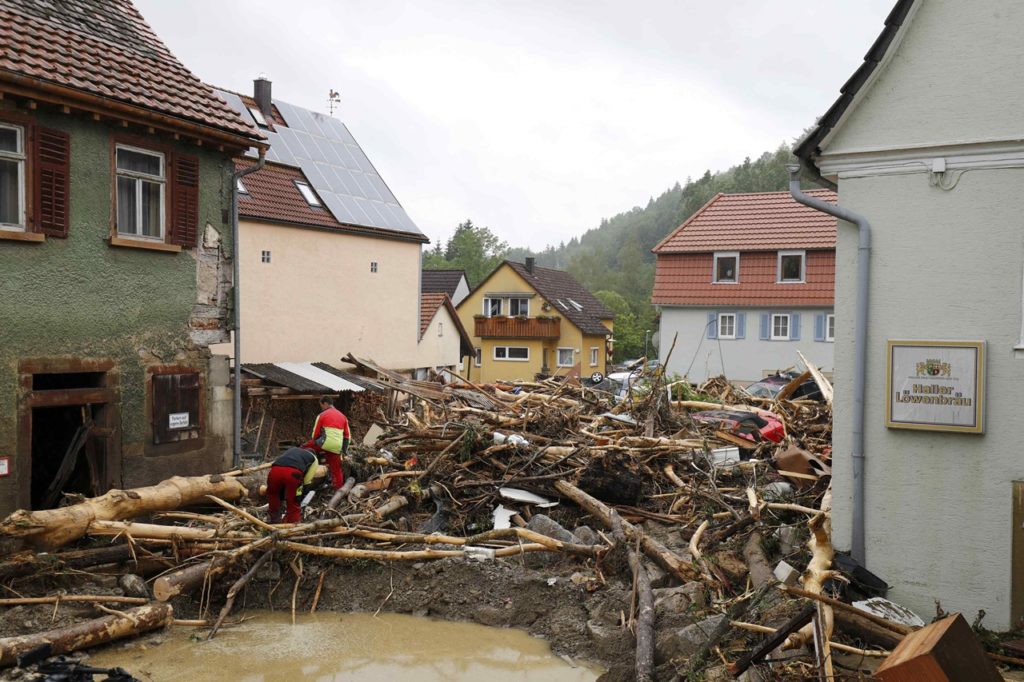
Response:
[456,264,612,383]
[824,1,1024,156]
[212,219,422,369]
[816,0,1024,630]
[415,304,465,372]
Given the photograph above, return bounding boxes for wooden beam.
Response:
[27,387,115,408]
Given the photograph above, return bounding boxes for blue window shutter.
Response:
[791,313,801,341]
[735,313,746,339]
[707,312,718,339]
[759,313,770,340]
[814,313,825,342]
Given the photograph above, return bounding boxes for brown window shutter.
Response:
[34,127,71,237]
[170,153,200,248]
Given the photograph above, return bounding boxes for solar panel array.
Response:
[217,90,423,238]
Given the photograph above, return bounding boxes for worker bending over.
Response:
[303,396,350,489]
[266,446,318,523]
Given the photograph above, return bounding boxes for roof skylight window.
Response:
[236,178,248,194]
[294,181,322,207]
[248,106,268,128]
[568,298,583,311]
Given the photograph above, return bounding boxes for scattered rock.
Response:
[654,614,726,664]
[118,574,149,599]
[526,514,577,544]
[573,525,600,546]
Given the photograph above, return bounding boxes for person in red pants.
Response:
[266,447,318,523]
[302,396,351,490]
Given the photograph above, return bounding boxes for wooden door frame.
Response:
[17,358,121,510]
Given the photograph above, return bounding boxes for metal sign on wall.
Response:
[886,340,985,434]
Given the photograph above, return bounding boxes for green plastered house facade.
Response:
[0,0,264,515]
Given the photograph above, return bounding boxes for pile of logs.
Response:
[0,358,1000,680]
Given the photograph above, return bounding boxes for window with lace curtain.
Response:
[116,145,165,239]
[0,123,25,230]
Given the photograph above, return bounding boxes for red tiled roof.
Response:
[652,190,837,253]
[420,293,447,337]
[420,292,474,356]
[0,0,261,144]
[238,162,342,229]
[652,250,835,307]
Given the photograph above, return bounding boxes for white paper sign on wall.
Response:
[0,457,9,477]
[885,340,985,434]
[168,412,191,430]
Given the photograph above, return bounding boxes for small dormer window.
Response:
[295,181,322,207]
[713,252,739,283]
[236,178,248,195]
[777,250,806,283]
[248,106,268,128]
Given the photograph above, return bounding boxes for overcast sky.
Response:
[135,0,894,251]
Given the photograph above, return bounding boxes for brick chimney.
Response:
[525,257,535,273]
[253,74,272,118]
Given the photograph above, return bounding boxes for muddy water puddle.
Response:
[89,611,602,681]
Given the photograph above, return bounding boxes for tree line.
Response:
[424,143,795,360]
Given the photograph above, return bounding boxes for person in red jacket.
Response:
[266,447,318,524]
[302,396,350,489]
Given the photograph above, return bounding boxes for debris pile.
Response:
[0,358,1013,680]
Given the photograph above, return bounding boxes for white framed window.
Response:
[261,250,271,263]
[295,181,322,207]
[248,106,268,128]
[236,178,248,194]
[590,347,599,367]
[777,250,806,283]
[771,314,790,340]
[116,144,165,239]
[0,123,26,230]
[557,347,574,367]
[713,252,739,283]
[483,297,502,317]
[474,347,482,367]
[370,261,378,273]
[509,297,529,316]
[826,314,835,342]
[494,346,529,361]
[718,313,736,339]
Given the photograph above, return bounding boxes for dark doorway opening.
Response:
[22,367,118,511]
[30,404,107,509]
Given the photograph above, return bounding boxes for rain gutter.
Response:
[787,164,870,564]
[231,151,266,468]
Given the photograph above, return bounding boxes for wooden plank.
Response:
[875,613,1002,682]
[27,387,114,408]
[1013,481,1024,628]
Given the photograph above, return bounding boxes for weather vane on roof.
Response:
[328,89,341,116]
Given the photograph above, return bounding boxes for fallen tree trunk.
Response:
[555,480,699,582]
[0,544,142,580]
[0,602,173,667]
[0,472,265,553]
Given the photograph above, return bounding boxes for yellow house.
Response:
[457,259,614,383]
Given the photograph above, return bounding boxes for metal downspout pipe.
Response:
[231,151,267,468]
[787,164,870,564]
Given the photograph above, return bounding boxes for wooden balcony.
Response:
[474,316,561,339]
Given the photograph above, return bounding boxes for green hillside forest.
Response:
[424,143,794,360]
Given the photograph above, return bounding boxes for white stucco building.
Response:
[795,0,1024,629]
[652,191,837,383]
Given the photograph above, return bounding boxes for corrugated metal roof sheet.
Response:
[242,362,370,394]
